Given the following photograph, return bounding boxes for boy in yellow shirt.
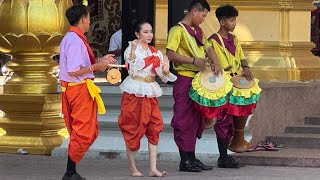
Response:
[167,0,241,171]
[208,4,261,155]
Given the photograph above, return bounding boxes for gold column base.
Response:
[0,134,65,154]
[58,127,70,139]
[0,93,66,155]
[0,128,5,136]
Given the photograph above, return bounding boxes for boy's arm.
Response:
[68,59,114,77]
[205,46,222,76]
[68,63,103,76]
[240,59,254,81]
[240,59,249,68]
[166,26,208,71]
[166,49,194,64]
[236,36,254,80]
[166,49,209,72]
[68,56,116,77]
[166,26,194,64]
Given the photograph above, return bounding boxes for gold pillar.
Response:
[155,0,320,81]
[0,0,72,154]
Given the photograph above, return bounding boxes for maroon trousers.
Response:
[171,74,234,152]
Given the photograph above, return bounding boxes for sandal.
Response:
[245,145,265,152]
[259,144,279,151]
[258,141,284,149]
[245,144,279,152]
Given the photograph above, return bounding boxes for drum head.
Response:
[106,68,121,84]
[231,75,255,89]
[199,70,226,91]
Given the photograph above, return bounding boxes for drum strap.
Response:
[215,33,234,72]
[178,22,203,58]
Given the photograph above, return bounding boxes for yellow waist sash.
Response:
[61,79,106,114]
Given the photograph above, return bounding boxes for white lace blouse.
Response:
[119,42,177,97]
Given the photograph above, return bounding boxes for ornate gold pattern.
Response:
[0,0,72,93]
[0,0,72,154]
[87,0,121,57]
[156,0,315,11]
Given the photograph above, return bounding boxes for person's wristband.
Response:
[242,65,249,69]
[192,57,196,64]
[89,65,93,72]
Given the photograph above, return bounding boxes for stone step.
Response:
[305,116,320,125]
[266,133,320,149]
[285,125,320,134]
[232,148,320,167]
[52,129,219,163]
[52,129,252,163]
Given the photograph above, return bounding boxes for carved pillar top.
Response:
[0,0,73,93]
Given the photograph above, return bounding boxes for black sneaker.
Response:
[193,159,213,170]
[62,173,86,180]
[217,156,240,168]
[179,160,203,172]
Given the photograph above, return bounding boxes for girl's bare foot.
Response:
[149,169,168,177]
[130,170,144,177]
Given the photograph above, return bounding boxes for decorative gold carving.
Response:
[0,129,5,136]
[156,0,315,11]
[58,128,70,138]
[242,42,320,80]
[0,0,72,94]
[0,0,72,154]
[0,94,65,154]
[156,0,167,9]
[280,10,290,43]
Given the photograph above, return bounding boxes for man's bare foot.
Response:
[130,170,144,177]
[149,169,168,177]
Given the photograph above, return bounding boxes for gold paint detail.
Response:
[0,94,66,154]
[58,128,70,139]
[155,0,320,81]
[156,40,320,80]
[0,0,73,154]
[0,128,5,136]
[156,0,315,11]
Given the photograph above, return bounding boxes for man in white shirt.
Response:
[108,29,122,64]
